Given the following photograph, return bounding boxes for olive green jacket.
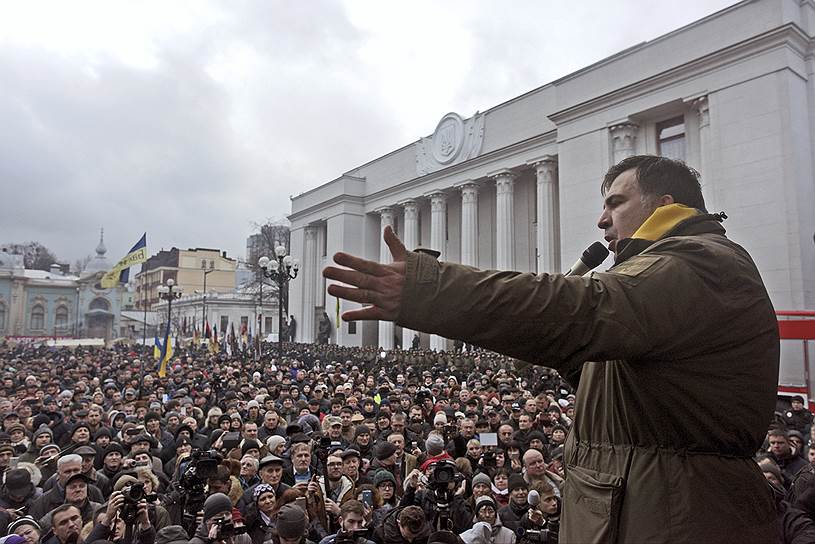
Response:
[396,213,778,543]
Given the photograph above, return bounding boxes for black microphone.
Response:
[565,242,609,276]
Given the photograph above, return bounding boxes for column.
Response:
[459,183,479,267]
[609,122,639,164]
[693,96,713,211]
[401,200,419,347]
[429,192,447,351]
[378,208,395,350]
[534,157,560,273]
[302,226,318,343]
[493,170,515,270]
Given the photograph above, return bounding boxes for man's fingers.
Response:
[327,284,379,306]
[384,226,407,261]
[323,266,377,289]
[342,306,387,321]
[331,252,389,277]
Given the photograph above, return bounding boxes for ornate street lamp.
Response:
[157,278,182,347]
[258,243,299,356]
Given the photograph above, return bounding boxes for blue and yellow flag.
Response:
[101,233,147,288]
[155,319,173,378]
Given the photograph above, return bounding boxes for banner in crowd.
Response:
[100,233,148,288]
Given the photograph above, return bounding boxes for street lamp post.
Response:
[156,278,182,356]
[258,244,299,357]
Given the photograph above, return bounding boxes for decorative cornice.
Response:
[287,193,365,223]
[548,23,811,126]
[363,130,557,206]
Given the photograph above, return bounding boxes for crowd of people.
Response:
[0,339,812,544]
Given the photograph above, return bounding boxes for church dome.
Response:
[84,228,111,274]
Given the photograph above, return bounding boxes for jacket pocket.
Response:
[563,465,624,544]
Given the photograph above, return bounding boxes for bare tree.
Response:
[72,254,93,275]
[246,219,291,313]
[2,241,59,271]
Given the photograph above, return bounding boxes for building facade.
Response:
[135,248,237,310]
[154,291,281,341]
[0,234,126,341]
[288,0,815,348]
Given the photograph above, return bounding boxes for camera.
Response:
[517,521,559,544]
[481,450,496,468]
[334,528,370,544]
[120,482,144,524]
[426,459,464,531]
[214,517,236,538]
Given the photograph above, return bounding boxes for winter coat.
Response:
[396,208,779,543]
[460,521,517,544]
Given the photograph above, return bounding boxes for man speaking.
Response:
[323,155,778,543]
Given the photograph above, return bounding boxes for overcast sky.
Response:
[0,0,737,267]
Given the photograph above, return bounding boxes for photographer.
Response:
[372,505,430,544]
[318,500,375,544]
[83,490,156,544]
[307,454,355,536]
[189,492,251,544]
[400,461,472,534]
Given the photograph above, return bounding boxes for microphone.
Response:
[565,242,610,276]
[527,489,540,507]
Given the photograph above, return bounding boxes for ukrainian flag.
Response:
[155,321,173,378]
[101,233,147,288]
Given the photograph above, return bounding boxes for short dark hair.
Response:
[340,499,365,518]
[51,503,80,521]
[768,429,789,441]
[602,155,706,212]
[398,506,425,532]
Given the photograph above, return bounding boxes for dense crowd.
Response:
[0,340,813,544]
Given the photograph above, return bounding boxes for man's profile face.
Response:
[597,168,665,254]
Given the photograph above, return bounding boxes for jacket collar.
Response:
[613,204,727,266]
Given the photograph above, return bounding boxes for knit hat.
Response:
[276,504,307,538]
[6,516,41,535]
[354,425,370,438]
[103,442,125,458]
[32,424,53,441]
[4,469,33,495]
[253,483,276,504]
[203,493,233,521]
[508,474,528,492]
[0,535,27,544]
[70,421,91,437]
[373,469,397,488]
[433,412,447,426]
[155,525,189,544]
[426,434,445,456]
[376,442,398,460]
[474,495,497,514]
[266,435,286,452]
[241,439,261,455]
[472,472,492,489]
[208,407,223,418]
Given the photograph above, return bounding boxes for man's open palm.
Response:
[323,226,408,322]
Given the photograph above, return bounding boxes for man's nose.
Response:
[597,209,611,230]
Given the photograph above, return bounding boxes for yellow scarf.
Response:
[631,203,700,241]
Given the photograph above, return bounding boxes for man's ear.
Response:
[659,194,675,206]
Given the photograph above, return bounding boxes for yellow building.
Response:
[135,248,237,310]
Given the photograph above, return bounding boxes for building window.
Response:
[30,304,45,330]
[220,316,229,334]
[348,321,356,335]
[201,260,207,269]
[657,116,686,161]
[210,260,215,269]
[0,303,5,331]
[265,317,273,333]
[55,306,69,331]
[240,316,249,330]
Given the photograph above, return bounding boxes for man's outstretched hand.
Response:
[323,226,408,322]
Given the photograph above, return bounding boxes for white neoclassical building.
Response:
[288,0,815,349]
